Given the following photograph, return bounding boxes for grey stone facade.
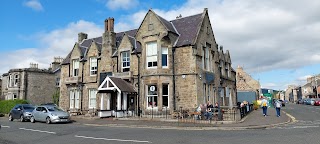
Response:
[1,67,56,104]
[59,8,236,116]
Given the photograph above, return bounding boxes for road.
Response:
[1,103,320,144]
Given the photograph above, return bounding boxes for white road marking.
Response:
[1,125,10,128]
[19,128,56,134]
[75,135,152,143]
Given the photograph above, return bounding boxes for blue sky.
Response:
[0,0,320,90]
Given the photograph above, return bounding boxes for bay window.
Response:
[89,89,97,109]
[147,85,158,108]
[162,84,169,107]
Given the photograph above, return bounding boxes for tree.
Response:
[52,88,60,106]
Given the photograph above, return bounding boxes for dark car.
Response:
[9,104,35,122]
[278,100,285,107]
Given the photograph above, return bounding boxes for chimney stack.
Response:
[78,32,88,43]
[105,17,114,32]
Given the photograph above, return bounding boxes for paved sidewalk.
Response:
[72,107,294,130]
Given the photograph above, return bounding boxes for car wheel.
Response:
[30,116,35,123]
[20,115,25,122]
[46,117,51,124]
[9,114,13,121]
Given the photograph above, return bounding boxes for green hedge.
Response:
[0,100,29,114]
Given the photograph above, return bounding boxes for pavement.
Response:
[71,107,296,130]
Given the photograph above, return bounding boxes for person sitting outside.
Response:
[205,101,214,120]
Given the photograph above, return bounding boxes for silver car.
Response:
[30,105,70,124]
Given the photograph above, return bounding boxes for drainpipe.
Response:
[172,47,176,111]
[135,51,141,116]
[80,60,84,112]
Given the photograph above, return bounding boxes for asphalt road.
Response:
[1,103,320,144]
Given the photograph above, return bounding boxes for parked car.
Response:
[40,103,57,106]
[314,98,320,106]
[30,105,70,124]
[9,104,35,122]
[296,99,303,104]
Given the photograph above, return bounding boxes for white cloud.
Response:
[0,20,103,74]
[105,0,138,10]
[23,0,44,11]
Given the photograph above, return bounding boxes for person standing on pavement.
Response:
[261,97,269,117]
[275,100,282,117]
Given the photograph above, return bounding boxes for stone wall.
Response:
[26,71,55,104]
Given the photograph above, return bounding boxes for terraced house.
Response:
[59,8,236,117]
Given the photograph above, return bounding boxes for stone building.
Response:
[1,63,56,104]
[59,8,236,117]
[236,66,260,102]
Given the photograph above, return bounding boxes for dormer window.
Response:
[90,57,97,76]
[72,59,79,77]
[146,42,157,68]
[121,51,130,72]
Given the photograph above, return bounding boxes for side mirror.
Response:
[17,108,21,111]
[42,110,47,113]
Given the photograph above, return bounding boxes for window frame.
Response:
[147,84,158,109]
[14,74,19,86]
[121,51,130,72]
[72,59,80,77]
[162,84,169,108]
[146,42,158,69]
[90,57,97,76]
[88,89,97,109]
[161,47,168,68]
[69,89,80,109]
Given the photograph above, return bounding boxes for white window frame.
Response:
[69,89,80,109]
[89,89,97,109]
[162,84,169,108]
[72,59,80,77]
[9,74,13,87]
[69,90,75,109]
[147,85,158,109]
[146,42,158,68]
[90,57,97,76]
[121,51,130,72]
[14,74,19,86]
[161,47,168,68]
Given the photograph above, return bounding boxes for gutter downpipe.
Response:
[172,47,176,111]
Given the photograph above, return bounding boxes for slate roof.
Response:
[171,13,203,47]
[157,15,178,34]
[109,77,137,93]
[62,11,205,65]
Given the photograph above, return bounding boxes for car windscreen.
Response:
[23,106,35,110]
[47,107,63,112]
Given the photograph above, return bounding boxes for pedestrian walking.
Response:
[275,100,282,117]
[261,97,269,117]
